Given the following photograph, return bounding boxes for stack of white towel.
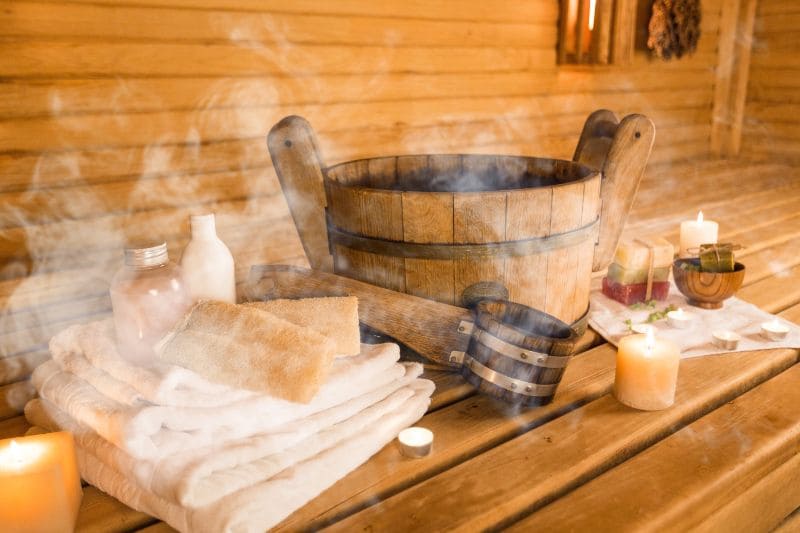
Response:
[24,319,433,532]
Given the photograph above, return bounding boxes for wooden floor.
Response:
[2,157,800,531]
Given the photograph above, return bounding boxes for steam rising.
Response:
[0,4,770,420]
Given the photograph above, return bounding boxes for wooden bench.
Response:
[2,158,799,531]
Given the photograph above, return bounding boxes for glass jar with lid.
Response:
[109,242,191,365]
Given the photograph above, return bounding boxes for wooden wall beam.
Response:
[711,0,758,157]
[610,0,635,65]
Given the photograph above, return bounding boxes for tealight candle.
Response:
[0,432,83,533]
[679,211,718,257]
[614,329,680,411]
[666,308,695,329]
[761,319,790,341]
[712,330,740,350]
[398,427,433,458]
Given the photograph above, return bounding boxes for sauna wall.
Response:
[741,0,800,160]
[0,0,725,374]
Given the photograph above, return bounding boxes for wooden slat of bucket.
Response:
[453,190,507,306]
[366,157,399,189]
[327,182,365,282]
[544,180,586,323]
[505,187,552,311]
[359,159,405,292]
[400,156,455,305]
[574,176,602,319]
[328,158,406,291]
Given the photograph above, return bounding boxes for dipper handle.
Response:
[267,116,333,272]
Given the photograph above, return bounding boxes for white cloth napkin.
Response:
[33,342,403,459]
[27,382,432,533]
[589,282,800,357]
[26,363,427,507]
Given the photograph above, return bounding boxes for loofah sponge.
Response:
[245,296,360,357]
[155,301,336,403]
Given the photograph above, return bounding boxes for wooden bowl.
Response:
[673,258,745,309]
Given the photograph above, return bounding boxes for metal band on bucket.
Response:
[326,218,599,260]
[472,328,573,368]
[462,355,558,397]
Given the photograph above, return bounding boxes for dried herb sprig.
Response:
[624,303,677,331]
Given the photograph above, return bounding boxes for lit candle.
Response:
[397,427,433,458]
[712,330,741,350]
[614,329,680,411]
[761,319,790,341]
[679,211,718,258]
[666,308,695,329]
[0,432,83,533]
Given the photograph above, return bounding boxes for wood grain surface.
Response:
[0,159,795,533]
[0,0,797,531]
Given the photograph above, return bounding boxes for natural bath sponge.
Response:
[155,301,336,403]
[244,297,360,357]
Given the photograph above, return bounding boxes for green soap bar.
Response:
[699,244,735,272]
[607,263,671,285]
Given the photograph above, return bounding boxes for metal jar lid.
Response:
[123,241,169,268]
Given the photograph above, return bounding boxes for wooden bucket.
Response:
[459,300,579,406]
[268,111,655,330]
[324,154,600,326]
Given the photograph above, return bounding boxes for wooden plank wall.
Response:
[742,0,800,160]
[0,0,725,380]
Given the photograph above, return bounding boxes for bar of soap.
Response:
[613,238,674,270]
[698,243,735,273]
[245,297,360,357]
[156,301,336,403]
[602,277,670,305]
[607,263,671,285]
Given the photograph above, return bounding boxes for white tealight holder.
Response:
[398,427,433,458]
[712,330,740,351]
[667,308,695,329]
[761,320,790,341]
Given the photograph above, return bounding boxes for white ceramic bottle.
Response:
[180,214,236,304]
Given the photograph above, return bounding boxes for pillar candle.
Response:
[614,331,680,411]
[0,432,83,533]
[679,211,718,258]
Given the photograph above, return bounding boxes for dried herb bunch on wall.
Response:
[647,0,702,60]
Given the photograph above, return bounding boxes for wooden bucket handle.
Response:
[267,116,333,272]
[573,110,656,272]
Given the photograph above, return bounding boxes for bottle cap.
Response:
[190,214,216,236]
[124,241,168,268]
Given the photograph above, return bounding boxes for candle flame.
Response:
[697,211,704,224]
[1,439,45,469]
[645,328,655,354]
[588,0,597,30]
[676,308,684,317]
[399,427,433,446]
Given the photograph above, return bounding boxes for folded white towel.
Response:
[50,320,252,407]
[33,343,403,459]
[27,383,432,533]
[26,364,428,507]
